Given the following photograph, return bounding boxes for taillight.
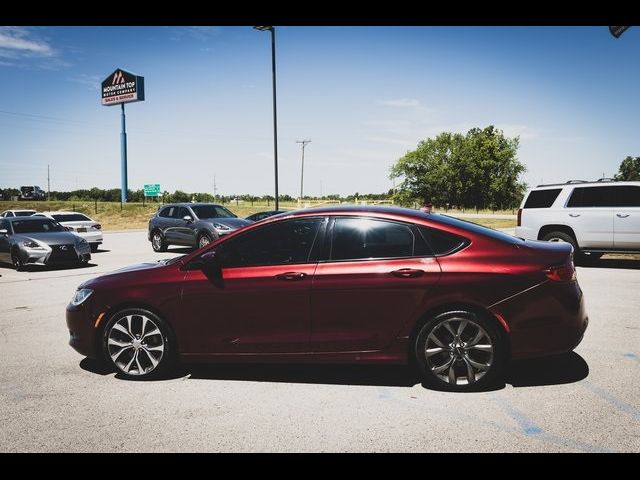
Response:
[93,224,102,230]
[517,208,522,227]
[544,262,576,282]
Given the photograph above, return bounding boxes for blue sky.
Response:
[0,26,638,196]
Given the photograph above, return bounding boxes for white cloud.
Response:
[378,98,421,108]
[0,27,54,58]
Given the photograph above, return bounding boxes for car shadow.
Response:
[93,248,110,253]
[578,257,640,270]
[0,262,98,271]
[80,352,589,391]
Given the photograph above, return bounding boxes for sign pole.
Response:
[120,102,128,203]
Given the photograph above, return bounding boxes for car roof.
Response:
[46,211,90,215]
[3,209,36,212]
[532,180,640,189]
[161,203,226,208]
[268,204,432,221]
[4,216,51,222]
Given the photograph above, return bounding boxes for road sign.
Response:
[101,68,145,106]
[144,184,161,197]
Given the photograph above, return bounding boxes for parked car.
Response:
[148,203,251,252]
[0,217,91,270]
[67,206,587,391]
[34,211,103,252]
[0,209,36,218]
[515,180,640,260]
[245,210,287,222]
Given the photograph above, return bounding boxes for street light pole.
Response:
[254,26,279,211]
[296,139,311,202]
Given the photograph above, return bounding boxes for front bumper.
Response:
[20,243,91,266]
[66,302,101,359]
[490,280,589,359]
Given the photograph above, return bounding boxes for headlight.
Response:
[213,223,231,231]
[23,240,44,249]
[70,288,93,306]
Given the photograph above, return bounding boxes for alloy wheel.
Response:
[152,233,163,251]
[198,235,211,248]
[107,314,165,376]
[425,317,494,386]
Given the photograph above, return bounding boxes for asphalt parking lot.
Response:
[0,230,639,452]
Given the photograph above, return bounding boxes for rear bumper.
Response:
[490,280,588,360]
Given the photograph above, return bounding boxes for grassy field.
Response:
[0,200,516,230]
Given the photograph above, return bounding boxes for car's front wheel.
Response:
[414,311,505,392]
[151,231,167,252]
[197,232,213,249]
[11,248,23,271]
[102,308,175,379]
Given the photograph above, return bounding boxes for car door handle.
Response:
[391,268,424,278]
[568,213,581,217]
[275,272,307,281]
[616,213,630,218]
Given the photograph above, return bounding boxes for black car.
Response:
[245,210,287,222]
[148,203,252,252]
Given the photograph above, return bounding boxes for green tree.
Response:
[390,126,526,209]
[614,156,640,181]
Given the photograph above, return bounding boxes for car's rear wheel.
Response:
[151,231,167,252]
[102,308,175,380]
[11,248,23,271]
[542,231,578,253]
[414,311,505,392]
[197,232,213,249]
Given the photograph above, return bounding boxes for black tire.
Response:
[151,230,167,252]
[102,308,175,380]
[90,243,99,253]
[11,248,23,271]
[414,311,506,392]
[541,231,578,253]
[197,232,213,249]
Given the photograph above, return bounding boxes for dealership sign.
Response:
[101,68,145,106]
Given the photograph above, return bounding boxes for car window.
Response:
[51,213,91,222]
[219,218,323,268]
[12,220,66,234]
[567,186,621,207]
[15,211,35,217]
[615,186,640,207]
[170,207,187,219]
[330,218,415,261]
[417,227,469,256]
[523,189,562,209]
[158,207,173,218]
[0,220,9,232]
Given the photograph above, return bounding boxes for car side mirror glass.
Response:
[0,229,7,235]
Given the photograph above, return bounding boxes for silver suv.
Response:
[148,203,251,252]
[515,180,640,259]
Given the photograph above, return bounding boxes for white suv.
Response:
[515,180,640,259]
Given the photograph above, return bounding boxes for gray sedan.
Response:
[148,203,252,252]
[0,217,91,270]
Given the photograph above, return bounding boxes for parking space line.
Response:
[581,381,640,421]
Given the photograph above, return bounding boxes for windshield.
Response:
[12,219,66,234]
[52,213,91,222]
[191,205,237,219]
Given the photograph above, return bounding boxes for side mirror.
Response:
[0,229,7,235]
[183,215,193,222]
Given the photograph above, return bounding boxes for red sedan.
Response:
[66,206,588,391]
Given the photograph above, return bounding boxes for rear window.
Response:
[52,213,91,222]
[523,189,562,209]
[432,214,524,245]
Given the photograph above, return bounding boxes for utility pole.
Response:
[47,164,50,202]
[213,175,218,200]
[296,139,311,202]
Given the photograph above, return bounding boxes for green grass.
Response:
[0,200,516,231]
